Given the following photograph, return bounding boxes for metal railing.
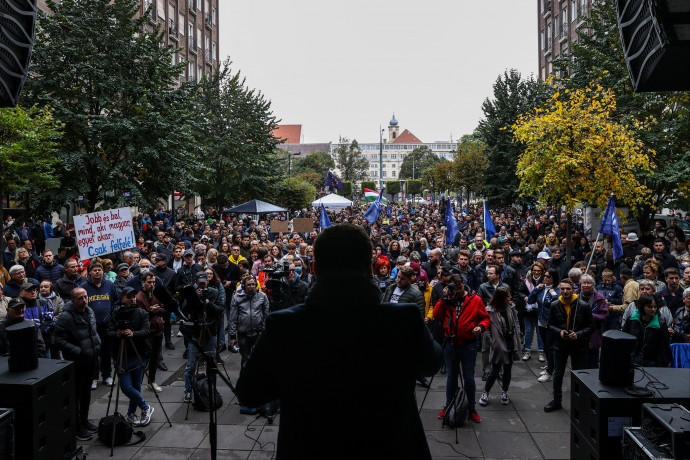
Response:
[188,36,197,51]
[169,20,178,38]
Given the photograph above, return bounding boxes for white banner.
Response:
[74,207,135,260]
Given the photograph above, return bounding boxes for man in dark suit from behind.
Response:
[236,223,443,460]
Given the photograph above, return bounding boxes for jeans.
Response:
[444,341,478,409]
[147,335,163,383]
[538,326,555,374]
[184,334,216,393]
[238,333,259,367]
[524,316,543,351]
[552,346,587,402]
[485,359,513,393]
[119,356,148,415]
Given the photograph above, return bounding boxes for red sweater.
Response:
[433,292,490,345]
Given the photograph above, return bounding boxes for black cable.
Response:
[425,434,482,459]
[244,413,277,454]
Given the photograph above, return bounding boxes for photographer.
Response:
[135,272,165,392]
[279,263,309,310]
[182,271,223,403]
[433,273,490,423]
[108,287,153,426]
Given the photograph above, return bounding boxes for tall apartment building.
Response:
[537,0,591,79]
[330,115,457,189]
[36,0,220,82]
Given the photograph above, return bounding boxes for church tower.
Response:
[388,114,399,141]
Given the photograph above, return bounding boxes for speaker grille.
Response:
[0,0,37,108]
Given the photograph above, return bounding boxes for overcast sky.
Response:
[220,1,536,144]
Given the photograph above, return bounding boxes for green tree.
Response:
[22,0,201,212]
[271,177,316,211]
[454,135,489,209]
[337,181,353,197]
[552,0,690,228]
[293,151,335,179]
[476,70,551,208]
[406,179,423,196]
[194,60,282,209]
[0,105,63,227]
[334,138,368,183]
[385,181,401,196]
[361,181,376,193]
[398,145,442,180]
[294,171,323,190]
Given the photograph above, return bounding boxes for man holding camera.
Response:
[135,272,165,393]
[433,273,490,423]
[108,287,153,426]
[278,263,309,310]
[182,271,223,403]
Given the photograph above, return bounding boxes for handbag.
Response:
[98,412,146,446]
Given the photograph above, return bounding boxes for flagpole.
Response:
[585,193,614,276]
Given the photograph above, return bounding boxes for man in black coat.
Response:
[544,279,595,412]
[236,224,443,460]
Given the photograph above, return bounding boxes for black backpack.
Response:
[442,369,468,428]
[98,412,146,446]
[192,373,223,412]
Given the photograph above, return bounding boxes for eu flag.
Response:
[325,171,344,189]
[483,200,496,240]
[444,200,459,246]
[319,203,331,229]
[599,196,623,262]
[363,189,384,225]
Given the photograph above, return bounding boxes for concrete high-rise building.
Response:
[537,0,591,80]
[37,0,220,82]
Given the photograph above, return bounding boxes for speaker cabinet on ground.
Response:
[0,358,76,460]
[599,329,636,386]
[0,0,37,107]
[617,0,690,92]
[569,368,690,460]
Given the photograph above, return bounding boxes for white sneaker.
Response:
[478,392,489,406]
[522,350,531,361]
[538,373,553,383]
[538,350,545,362]
[91,380,98,390]
[501,392,510,405]
[147,382,162,393]
[126,413,138,425]
[104,377,114,387]
[540,369,547,376]
[177,331,183,337]
[138,406,154,426]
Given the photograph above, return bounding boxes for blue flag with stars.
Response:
[363,189,384,225]
[484,200,496,240]
[599,196,623,262]
[444,199,459,246]
[325,171,344,189]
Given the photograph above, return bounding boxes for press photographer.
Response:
[259,262,308,311]
[107,287,153,426]
[182,271,223,403]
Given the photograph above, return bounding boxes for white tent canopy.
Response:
[311,193,353,209]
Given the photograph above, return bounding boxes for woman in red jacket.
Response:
[434,273,490,423]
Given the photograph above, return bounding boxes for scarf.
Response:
[558,294,579,330]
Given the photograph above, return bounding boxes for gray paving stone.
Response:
[519,409,571,433]
[426,429,483,458]
[475,431,542,459]
[473,410,526,432]
[82,444,143,459]
[131,447,195,459]
[190,449,250,459]
[531,432,571,459]
[145,422,209,448]
[199,424,259,450]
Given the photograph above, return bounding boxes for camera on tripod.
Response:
[260,261,291,279]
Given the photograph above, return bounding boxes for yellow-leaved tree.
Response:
[513,83,655,261]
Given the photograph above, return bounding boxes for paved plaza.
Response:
[78,337,573,459]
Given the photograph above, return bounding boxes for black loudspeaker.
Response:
[0,0,37,108]
[6,320,37,372]
[599,329,636,386]
[616,0,690,92]
[0,358,76,460]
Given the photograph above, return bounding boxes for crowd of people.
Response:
[1,200,690,445]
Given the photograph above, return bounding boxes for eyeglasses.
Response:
[543,274,552,278]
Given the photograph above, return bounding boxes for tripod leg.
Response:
[127,338,172,427]
[110,340,125,457]
[418,372,436,414]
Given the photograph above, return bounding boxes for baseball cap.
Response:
[154,253,168,262]
[121,286,137,297]
[20,281,38,292]
[183,249,195,257]
[116,263,130,272]
[196,272,208,282]
[537,251,552,260]
[7,298,25,309]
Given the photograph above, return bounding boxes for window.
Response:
[179,14,185,34]
[188,61,195,80]
[205,35,210,51]
[198,65,202,82]
[571,0,577,21]
[197,28,202,48]
[197,0,202,9]
[391,163,396,168]
[157,0,164,18]
[391,154,397,159]
[212,42,216,61]
[391,171,397,177]
[382,171,387,177]
[212,7,217,25]
[382,154,387,160]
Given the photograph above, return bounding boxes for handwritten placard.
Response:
[73,207,135,259]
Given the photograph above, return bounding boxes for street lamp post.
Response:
[379,127,384,190]
[288,150,301,178]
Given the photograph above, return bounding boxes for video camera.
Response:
[260,261,291,279]
[111,305,133,331]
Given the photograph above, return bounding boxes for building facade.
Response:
[330,115,457,189]
[537,0,591,79]
[37,0,220,83]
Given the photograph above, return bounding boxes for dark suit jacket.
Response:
[235,274,443,460]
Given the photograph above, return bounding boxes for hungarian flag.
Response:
[363,188,387,203]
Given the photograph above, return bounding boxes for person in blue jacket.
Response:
[80,261,119,389]
[18,281,55,357]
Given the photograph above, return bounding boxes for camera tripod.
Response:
[180,322,236,460]
[104,335,172,457]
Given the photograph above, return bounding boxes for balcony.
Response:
[205,50,212,62]
[544,0,552,16]
[188,36,197,52]
[188,2,197,15]
[558,25,569,41]
[148,6,157,22]
[169,20,178,39]
[205,13,212,29]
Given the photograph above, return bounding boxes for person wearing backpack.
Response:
[478,287,521,407]
[433,273,490,423]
